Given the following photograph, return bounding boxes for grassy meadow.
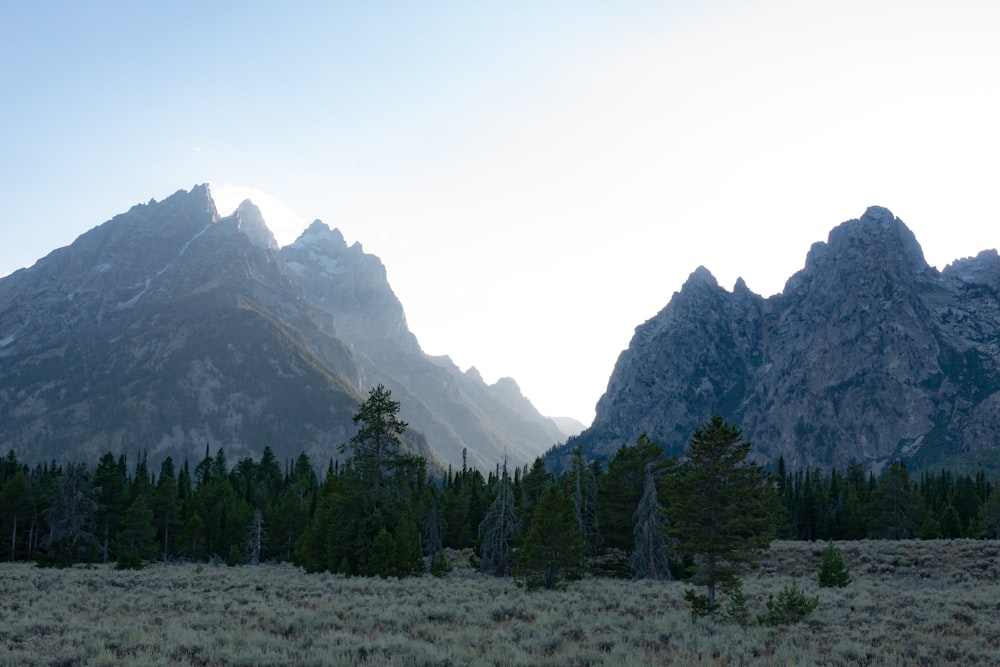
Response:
[1,540,999,666]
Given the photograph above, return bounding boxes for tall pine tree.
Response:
[664,416,775,614]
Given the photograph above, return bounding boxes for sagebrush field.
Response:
[2,540,998,666]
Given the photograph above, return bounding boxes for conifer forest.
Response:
[3,386,1000,665]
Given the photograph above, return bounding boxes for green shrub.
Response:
[683,588,717,618]
[115,550,144,570]
[757,580,819,626]
[720,579,750,627]
[226,545,244,567]
[818,540,851,588]
[430,550,452,577]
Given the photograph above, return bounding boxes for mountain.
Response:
[550,207,1000,474]
[550,416,587,438]
[0,186,561,471]
[279,221,565,471]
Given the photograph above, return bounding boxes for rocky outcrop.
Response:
[552,207,1000,473]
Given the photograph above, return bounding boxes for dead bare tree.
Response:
[629,468,676,580]
[478,460,518,576]
[246,509,266,565]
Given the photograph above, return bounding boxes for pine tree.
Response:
[92,452,128,563]
[817,540,851,587]
[569,445,601,554]
[393,516,424,577]
[116,495,158,569]
[343,384,407,502]
[366,528,398,577]
[664,416,775,615]
[515,483,585,590]
[154,459,181,560]
[0,472,33,561]
[981,484,1000,538]
[598,434,666,552]
[270,484,310,562]
[180,512,206,560]
[868,461,923,539]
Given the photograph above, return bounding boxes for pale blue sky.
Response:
[2,1,998,424]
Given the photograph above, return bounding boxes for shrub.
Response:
[818,540,851,588]
[757,580,818,626]
[720,579,750,627]
[430,550,452,577]
[683,588,717,618]
[226,545,244,567]
[115,550,144,570]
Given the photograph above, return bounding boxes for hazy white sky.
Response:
[2,1,998,424]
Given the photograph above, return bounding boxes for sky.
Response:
[2,1,998,426]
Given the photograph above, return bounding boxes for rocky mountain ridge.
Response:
[278,219,566,470]
[551,206,1000,474]
[0,186,563,471]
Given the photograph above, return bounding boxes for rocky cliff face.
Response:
[0,186,561,471]
[0,187,371,468]
[554,207,1000,473]
[279,222,565,471]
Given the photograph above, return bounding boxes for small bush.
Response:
[115,550,144,571]
[226,545,244,567]
[818,541,851,587]
[757,580,819,626]
[430,550,452,577]
[683,588,717,618]
[720,579,750,627]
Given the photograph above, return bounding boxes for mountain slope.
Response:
[551,207,1000,473]
[279,222,565,470]
[0,186,561,471]
[1,188,396,467]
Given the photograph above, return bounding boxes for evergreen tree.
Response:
[598,435,665,552]
[569,445,601,554]
[343,384,407,503]
[179,512,207,560]
[256,446,284,502]
[0,472,33,561]
[515,483,585,590]
[817,540,851,587]
[154,459,181,560]
[868,461,923,539]
[939,504,963,538]
[979,483,1000,538]
[393,516,424,577]
[664,416,775,615]
[92,452,128,563]
[366,528,398,577]
[270,484,310,562]
[520,458,551,517]
[117,495,158,568]
[188,474,251,559]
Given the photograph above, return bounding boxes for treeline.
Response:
[2,388,1000,581]
[776,459,1000,540]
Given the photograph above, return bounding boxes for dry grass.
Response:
[1,540,998,666]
